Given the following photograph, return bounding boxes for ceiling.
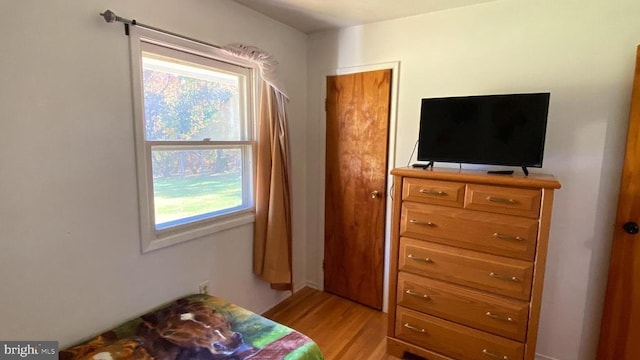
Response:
[232,0,498,33]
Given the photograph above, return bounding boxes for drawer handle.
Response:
[486,196,517,205]
[492,233,524,241]
[409,219,436,227]
[485,312,514,322]
[482,349,509,359]
[405,289,430,300]
[408,254,433,263]
[419,189,447,196]
[403,323,426,333]
[489,272,520,282]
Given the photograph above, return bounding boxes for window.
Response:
[129,28,257,252]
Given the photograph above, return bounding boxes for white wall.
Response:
[0,0,307,348]
[307,0,640,359]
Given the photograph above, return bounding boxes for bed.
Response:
[60,294,324,360]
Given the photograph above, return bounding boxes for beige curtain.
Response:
[221,44,292,290]
[254,82,292,290]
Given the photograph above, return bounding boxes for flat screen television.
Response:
[417,92,550,174]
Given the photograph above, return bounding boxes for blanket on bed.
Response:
[60,294,324,360]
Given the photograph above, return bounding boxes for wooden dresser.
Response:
[387,167,561,360]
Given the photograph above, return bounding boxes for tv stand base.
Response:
[411,161,434,169]
[486,167,529,176]
[487,170,514,175]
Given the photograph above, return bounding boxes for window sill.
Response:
[141,211,255,253]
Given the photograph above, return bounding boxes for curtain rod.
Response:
[99,9,222,49]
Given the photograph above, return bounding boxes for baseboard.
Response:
[536,353,560,360]
[300,280,320,291]
[260,281,322,315]
[287,281,321,300]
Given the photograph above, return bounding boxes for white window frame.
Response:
[129,27,258,252]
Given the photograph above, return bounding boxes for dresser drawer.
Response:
[400,202,539,261]
[402,178,465,208]
[465,184,541,218]
[396,307,524,360]
[397,272,529,341]
[399,238,534,300]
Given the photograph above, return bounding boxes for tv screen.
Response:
[417,93,550,168]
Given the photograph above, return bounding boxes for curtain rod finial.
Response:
[100,9,117,23]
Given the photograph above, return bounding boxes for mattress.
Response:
[60,294,324,360]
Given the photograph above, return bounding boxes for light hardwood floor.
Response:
[263,287,402,360]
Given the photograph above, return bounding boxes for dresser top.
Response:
[391,167,561,189]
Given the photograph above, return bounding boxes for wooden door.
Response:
[324,69,391,310]
[597,45,640,359]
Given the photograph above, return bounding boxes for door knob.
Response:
[623,221,639,234]
[370,190,380,199]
